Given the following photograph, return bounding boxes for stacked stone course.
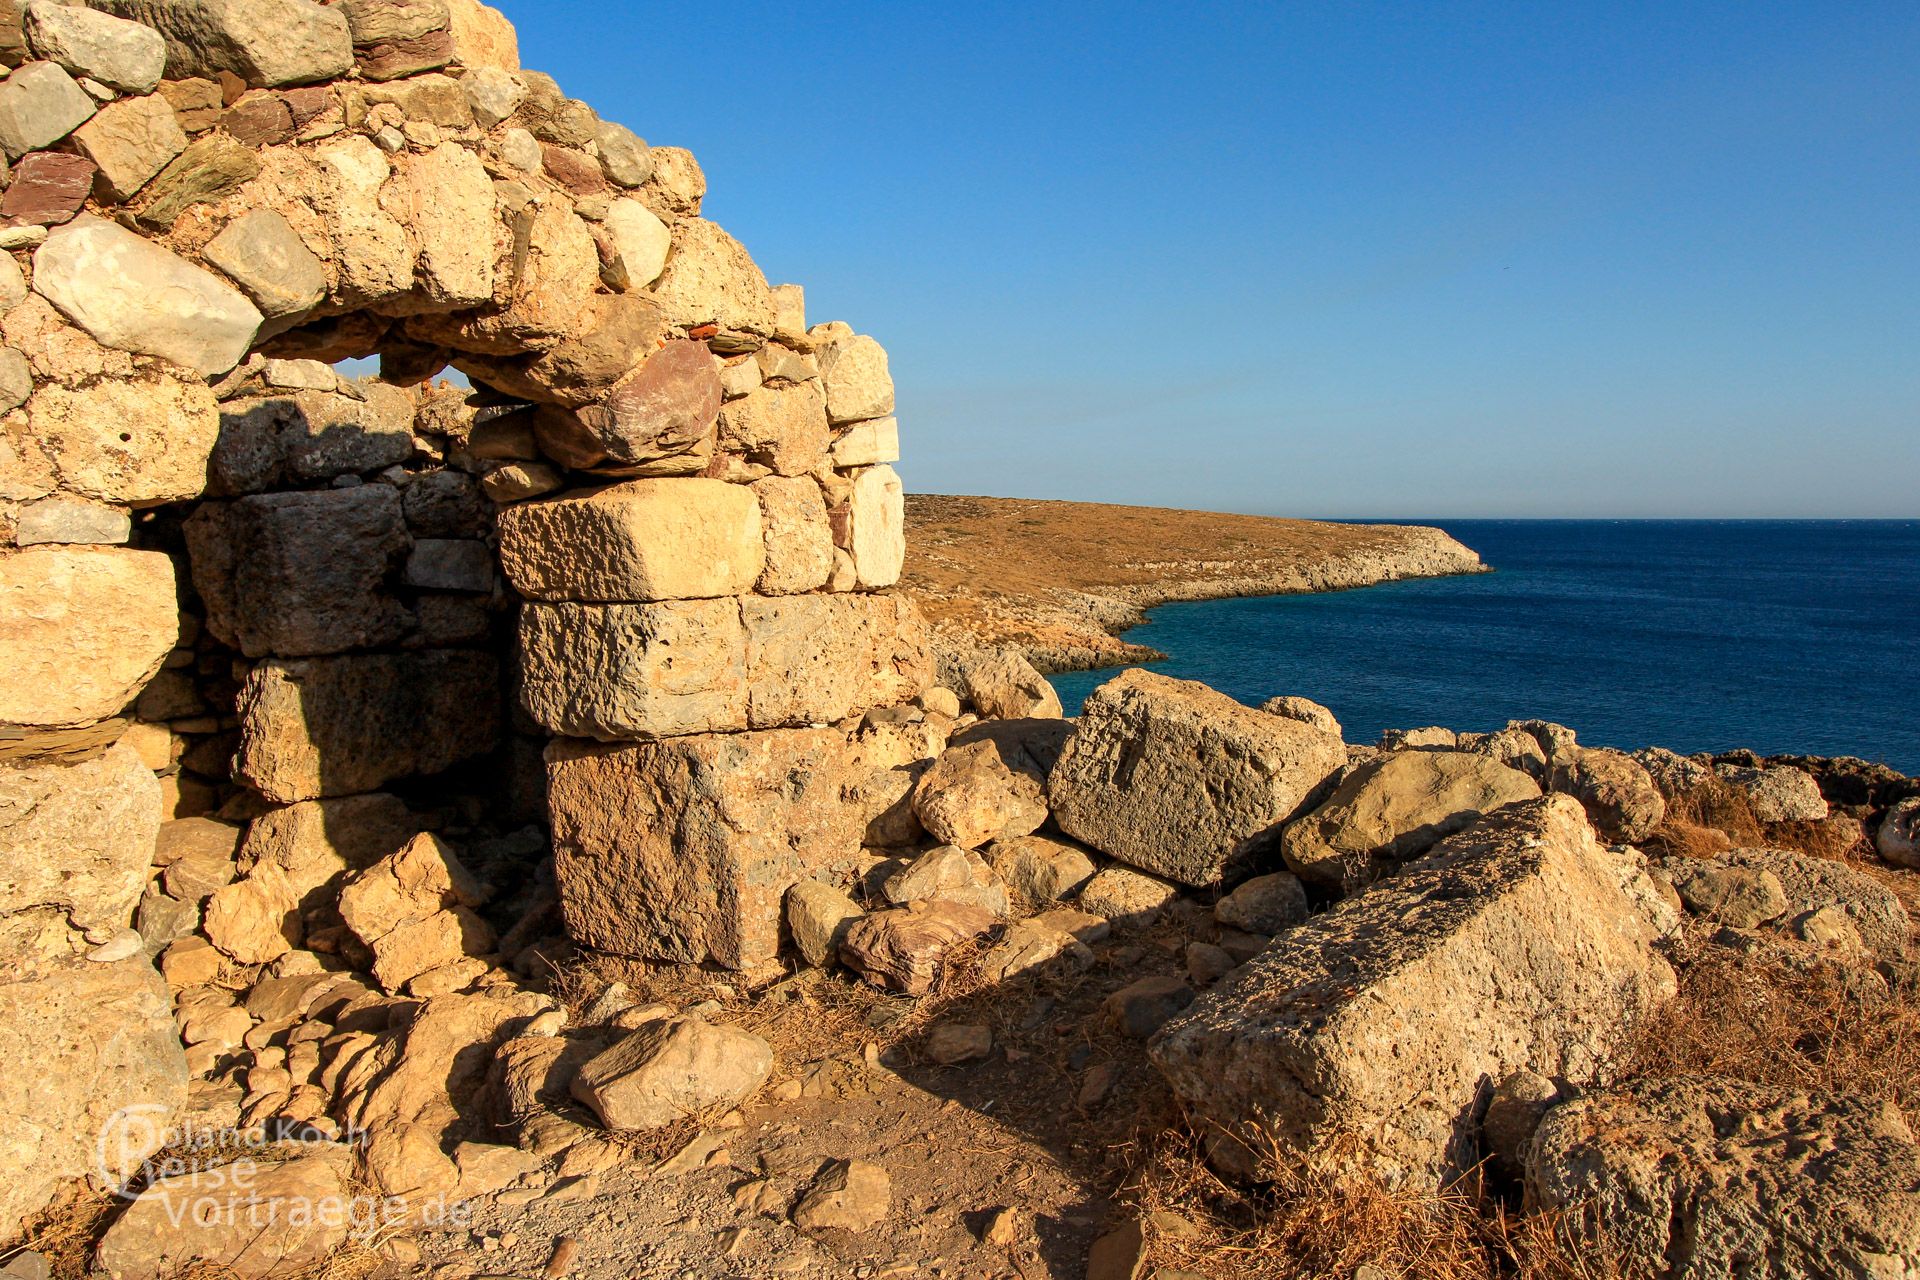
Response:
[0,0,922,1238]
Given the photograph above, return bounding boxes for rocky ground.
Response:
[900,494,1487,671]
[15,658,1920,1280]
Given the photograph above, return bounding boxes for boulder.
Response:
[1551,746,1665,843]
[232,649,499,803]
[94,1144,356,1280]
[533,338,719,471]
[786,880,862,968]
[847,463,906,588]
[498,478,762,603]
[751,474,834,594]
[1528,1076,1920,1278]
[1720,846,1909,958]
[548,728,866,969]
[28,373,221,505]
[985,834,1097,906]
[87,0,354,87]
[0,149,95,227]
[1051,670,1345,886]
[1151,795,1678,1186]
[0,546,177,729]
[792,1159,890,1232]
[1715,763,1830,823]
[0,741,158,945]
[0,956,186,1240]
[881,845,1009,916]
[33,216,260,376]
[1482,1070,1559,1176]
[185,486,411,658]
[979,912,1098,984]
[954,647,1063,720]
[1281,750,1541,890]
[601,197,670,289]
[0,60,93,161]
[1106,976,1195,1038]
[816,331,894,425]
[1662,859,1788,929]
[652,216,776,335]
[1213,871,1309,935]
[840,900,996,995]
[338,832,492,993]
[1259,694,1341,739]
[570,1016,772,1130]
[911,736,1049,851]
[830,415,899,468]
[1880,797,1920,868]
[1467,726,1549,781]
[1077,865,1179,927]
[22,2,166,93]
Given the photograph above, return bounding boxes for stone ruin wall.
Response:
[0,0,930,1236]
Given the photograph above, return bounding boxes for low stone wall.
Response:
[0,0,919,1238]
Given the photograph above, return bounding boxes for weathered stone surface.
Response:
[1281,750,1541,890]
[1715,763,1830,823]
[882,845,1008,916]
[1551,746,1664,843]
[1719,845,1910,958]
[233,649,499,803]
[240,792,414,905]
[1214,871,1309,935]
[0,740,157,939]
[1528,1076,1920,1279]
[654,217,775,334]
[397,140,495,310]
[817,331,894,425]
[1664,858,1788,929]
[571,1015,771,1130]
[1151,796,1677,1186]
[718,380,828,476]
[741,593,933,730]
[954,647,1063,720]
[518,597,745,741]
[1107,976,1195,1038]
[0,957,185,1241]
[549,728,865,969]
[27,372,219,506]
[1052,670,1344,887]
[202,860,299,962]
[0,60,92,160]
[640,144,702,217]
[0,546,176,728]
[338,0,450,45]
[33,216,261,375]
[94,1145,356,1279]
[499,478,762,603]
[305,134,411,305]
[1076,865,1179,927]
[70,91,183,200]
[481,460,561,503]
[912,737,1048,851]
[830,415,899,468]
[792,1159,890,1232]
[1259,694,1342,739]
[0,149,92,224]
[787,880,862,968]
[601,195,669,289]
[185,486,409,658]
[339,832,492,993]
[751,474,833,594]
[986,834,1097,907]
[209,383,414,492]
[88,0,354,87]
[1880,797,1920,868]
[1483,1070,1559,1176]
[134,131,259,231]
[840,899,996,995]
[23,1,165,93]
[529,339,719,472]
[14,495,130,545]
[848,463,905,589]
[446,0,516,71]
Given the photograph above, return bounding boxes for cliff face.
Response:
[901,494,1487,670]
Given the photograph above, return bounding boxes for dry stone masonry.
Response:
[0,0,916,1241]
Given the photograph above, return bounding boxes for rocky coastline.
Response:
[901,493,1488,672]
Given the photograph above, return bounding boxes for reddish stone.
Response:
[0,152,96,227]
[222,93,293,147]
[279,86,334,130]
[827,504,853,548]
[357,28,453,81]
[541,144,606,197]
[687,324,719,340]
[594,339,723,463]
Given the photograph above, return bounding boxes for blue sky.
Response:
[508,2,1919,518]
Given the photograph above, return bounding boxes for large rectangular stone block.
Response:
[516,593,932,741]
[1148,795,1677,1187]
[233,650,499,803]
[547,728,865,969]
[497,477,763,603]
[0,545,178,729]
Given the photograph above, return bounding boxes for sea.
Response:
[1048,520,1920,776]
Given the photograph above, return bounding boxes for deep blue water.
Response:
[1049,521,1920,775]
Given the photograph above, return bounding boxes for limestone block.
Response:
[516,598,746,740]
[497,477,763,603]
[1050,669,1345,886]
[770,282,805,343]
[203,210,327,320]
[840,900,995,995]
[401,140,496,311]
[184,486,411,658]
[232,649,499,802]
[87,0,354,87]
[443,198,592,349]
[22,1,166,93]
[653,217,776,335]
[338,832,490,993]
[402,468,489,537]
[0,545,177,728]
[201,859,299,962]
[717,380,828,476]
[548,728,867,968]
[1551,746,1665,843]
[847,463,905,589]
[831,416,899,468]
[640,144,703,217]
[240,792,416,902]
[1151,796,1677,1186]
[787,880,861,967]
[1261,694,1342,739]
[0,739,158,938]
[446,0,517,71]
[602,195,668,289]
[740,593,934,729]
[527,338,719,472]
[0,957,186,1242]
[750,474,833,594]
[818,331,894,425]
[32,216,261,376]
[209,383,414,493]
[910,736,1048,851]
[0,60,92,160]
[27,372,220,505]
[462,62,521,127]
[70,90,184,200]
[310,135,414,307]
[14,495,130,545]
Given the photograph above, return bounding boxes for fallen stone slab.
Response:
[1051,669,1344,886]
[571,1015,772,1130]
[1150,794,1677,1186]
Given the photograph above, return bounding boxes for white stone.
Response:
[848,464,905,589]
[23,1,166,94]
[602,197,670,291]
[831,416,900,468]
[818,332,895,425]
[32,217,262,376]
[463,64,524,128]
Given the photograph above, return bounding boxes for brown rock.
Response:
[911,736,1049,851]
[497,477,762,603]
[1552,746,1665,843]
[839,900,996,995]
[792,1159,890,1232]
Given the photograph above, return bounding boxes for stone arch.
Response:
[0,0,920,1236]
